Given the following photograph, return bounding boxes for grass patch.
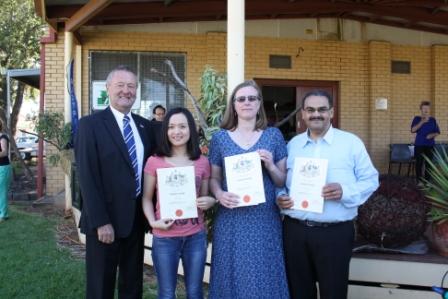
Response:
[0,206,190,299]
[0,207,84,299]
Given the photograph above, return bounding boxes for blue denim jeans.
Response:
[152,230,207,299]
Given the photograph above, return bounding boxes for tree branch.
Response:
[19,129,61,150]
[274,106,301,128]
[150,60,209,130]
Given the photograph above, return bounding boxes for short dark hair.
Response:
[105,65,137,85]
[420,101,431,109]
[152,105,166,114]
[221,80,268,131]
[156,107,201,160]
[301,90,333,109]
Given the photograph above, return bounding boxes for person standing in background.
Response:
[152,104,166,122]
[0,120,11,222]
[411,101,440,181]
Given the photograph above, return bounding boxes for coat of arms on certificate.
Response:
[225,152,266,207]
[157,166,198,219]
[290,157,328,213]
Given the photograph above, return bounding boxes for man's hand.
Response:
[276,194,294,209]
[322,183,343,200]
[97,224,115,244]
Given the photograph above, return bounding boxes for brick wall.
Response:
[432,45,448,141]
[245,37,370,140]
[44,30,448,194]
[368,41,391,171]
[43,34,66,195]
[391,45,431,144]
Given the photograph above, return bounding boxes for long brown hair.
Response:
[156,107,201,160]
[220,80,268,131]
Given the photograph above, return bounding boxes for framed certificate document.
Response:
[157,166,198,220]
[225,152,266,207]
[289,157,328,213]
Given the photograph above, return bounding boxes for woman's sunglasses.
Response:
[234,95,260,103]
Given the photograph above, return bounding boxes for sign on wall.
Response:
[92,80,141,110]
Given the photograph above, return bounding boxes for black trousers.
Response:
[414,145,433,181]
[85,221,145,299]
[283,216,354,299]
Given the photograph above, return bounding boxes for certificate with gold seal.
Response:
[289,157,328,213]
[225,152,266,207]
[157,166,198,220]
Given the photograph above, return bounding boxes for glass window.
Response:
[90,51,186,118]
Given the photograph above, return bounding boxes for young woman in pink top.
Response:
[142,107,215,299]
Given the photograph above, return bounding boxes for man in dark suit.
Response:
[75,65,155,299]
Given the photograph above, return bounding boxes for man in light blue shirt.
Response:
[277,90,379,299]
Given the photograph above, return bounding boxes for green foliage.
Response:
[422,147,448,224]
[0,0,43,68]
[198,66,227,146]
[197,66,227,241]
[10,160,23,176]
[34,112,72,166]
[0,0,45,139]
[0,0,44,102]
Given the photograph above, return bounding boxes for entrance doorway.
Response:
[256,79,339,141]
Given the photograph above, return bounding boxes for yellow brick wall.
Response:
[43,30,448,194]
[245,37,370,140]
[43,34,66,195]
[433,45,448,143]
[368,41,392,171]
[391,46,432,144]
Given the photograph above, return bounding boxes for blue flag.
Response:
[67,59,79,147]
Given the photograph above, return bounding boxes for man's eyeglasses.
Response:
[303,107,331,114]
[234,95,260,103]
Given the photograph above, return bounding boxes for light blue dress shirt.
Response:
[281,126,379,223]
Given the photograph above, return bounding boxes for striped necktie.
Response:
[123,115,140,197]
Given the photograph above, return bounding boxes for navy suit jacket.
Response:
[75,107,157,238]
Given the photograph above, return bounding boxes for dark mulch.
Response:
[10,161,37,200]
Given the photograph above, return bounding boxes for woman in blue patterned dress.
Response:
[208,80,289,298]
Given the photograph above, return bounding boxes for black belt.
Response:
[285,215,351,228]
